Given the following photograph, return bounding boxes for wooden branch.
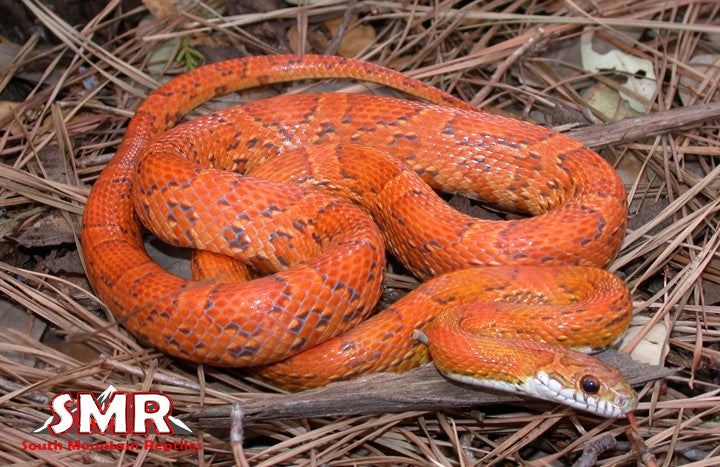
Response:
[183,350,671,429]
[567,101,720,148]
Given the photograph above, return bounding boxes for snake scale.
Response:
[81,55,637,417]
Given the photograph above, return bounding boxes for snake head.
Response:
[526,351,638,418]
[425,317,638,418]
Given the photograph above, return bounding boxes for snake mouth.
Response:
[444,372,636,418]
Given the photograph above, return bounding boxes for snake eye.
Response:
[581,375,600,394]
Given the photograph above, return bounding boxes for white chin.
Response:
[444,371,625,418]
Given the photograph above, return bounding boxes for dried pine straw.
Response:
[1,0,719,465]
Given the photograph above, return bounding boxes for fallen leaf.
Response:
[138,16,181,75]
[324,15,376,57]
[0,35,21,69]
[33,145,69,184]
[14,211,78,248]
[40,251,85,275]
[679,53,720,106]
[145,236,192,279]
[0,100,20,114]
[620,323,668,366]
[0,100,21,135]
[44,328,101,363]
[580,28,656,113]
[0,298,46,366]
[142,0,179,19]
[287,24,327,54]
[583,82,641,121]
[702,279,720,306]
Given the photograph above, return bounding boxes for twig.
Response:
[567,101,720,148]
[183,350,671,428]
[626,424,658,467]
[230,404,249,467]
[572,433,616,467]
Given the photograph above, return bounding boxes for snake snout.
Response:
[600,379,639,417]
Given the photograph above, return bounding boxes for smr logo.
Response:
[33,385,192,436]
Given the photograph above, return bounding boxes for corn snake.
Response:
[81,55,637,417]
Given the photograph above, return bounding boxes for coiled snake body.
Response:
[82,55,637,417]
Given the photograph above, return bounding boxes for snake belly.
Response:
[81,55,634,415]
